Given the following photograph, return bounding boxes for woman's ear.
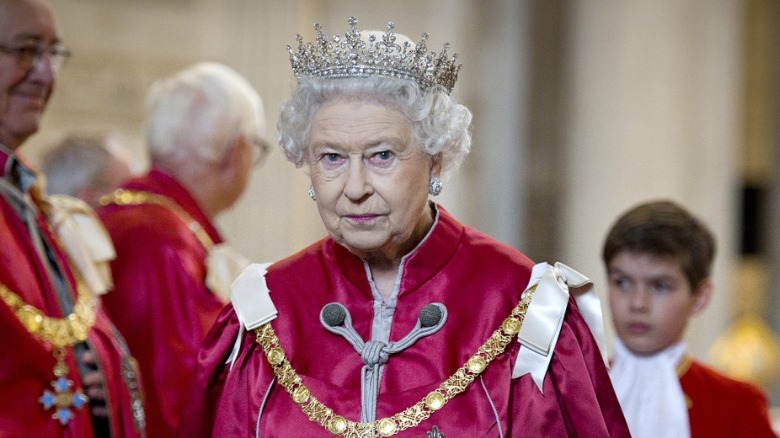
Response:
[691,279,713,316]
[430,153,442,179]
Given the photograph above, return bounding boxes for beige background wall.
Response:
[562,0,742,365]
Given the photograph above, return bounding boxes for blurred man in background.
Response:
[40,132,135,208]
[98,62,268,437]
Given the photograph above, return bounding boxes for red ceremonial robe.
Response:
[179,207,630,437]
[680,358,777,438]
[99,169,226,437]
[0,151,144,437]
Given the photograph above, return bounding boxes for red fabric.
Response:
[179,207,630,437]
[98,169,225,437]
[0,155,143,437]
[681,360,776,438]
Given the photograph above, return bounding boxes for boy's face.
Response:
[607,250,710,356]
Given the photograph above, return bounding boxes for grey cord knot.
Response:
[361,340,390,367]
[320,302,448,423]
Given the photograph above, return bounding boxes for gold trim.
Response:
[100,189,214,250]
[676,354,694,410]
[0,279,96,348]
[676,354,693,377]
[254,284,537,437]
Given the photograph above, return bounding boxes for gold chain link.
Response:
[0,278,96,348]
[100,189,214,250]
[254,284,537,437]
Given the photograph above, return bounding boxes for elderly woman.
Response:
[179,18,629,437]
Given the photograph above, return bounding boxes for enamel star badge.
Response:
[38,376,89,425]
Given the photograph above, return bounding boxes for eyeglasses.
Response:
[0,42,72,72]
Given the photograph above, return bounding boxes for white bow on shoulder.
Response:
[512,262,608,392]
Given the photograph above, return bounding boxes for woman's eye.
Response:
[323,153,342,163]
[369,150,394,166]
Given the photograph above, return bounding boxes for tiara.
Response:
[286,17,461,94]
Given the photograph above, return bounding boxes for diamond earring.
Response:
[308,185,317,201]
[429,177,442,196]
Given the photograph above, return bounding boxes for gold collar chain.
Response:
[0,279,96,349]
[100,189,214,250]
[254,284,536,437]
[1,278,97,425]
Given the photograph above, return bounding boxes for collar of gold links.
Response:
[254,284,537,437]
[100,189,214,250]
[0,278,96,349]
[1,277,97,425]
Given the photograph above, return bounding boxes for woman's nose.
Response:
[343,161,373,200]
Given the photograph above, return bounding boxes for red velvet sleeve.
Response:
[176,306,238,437]
[509,295,630,437]
[179,304,285,438]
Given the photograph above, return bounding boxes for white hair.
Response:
[144,62,266,166]
[277,76,472,181]
[40,133,117,197]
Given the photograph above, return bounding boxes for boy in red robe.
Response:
[603,200,776,437]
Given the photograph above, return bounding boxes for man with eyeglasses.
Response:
[0,36,70,73]
[0,1,145,437]
[96,62,270,437]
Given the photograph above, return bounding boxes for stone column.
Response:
[560,0,743,358]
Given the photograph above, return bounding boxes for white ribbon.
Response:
[227,263,276,368]
[512,262,608,392]
[45,195,116,296]
[206,243,252,303]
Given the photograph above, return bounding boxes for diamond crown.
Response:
[287,17,462,94]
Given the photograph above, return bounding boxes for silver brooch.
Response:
[426,425,444,438]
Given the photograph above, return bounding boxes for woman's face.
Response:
[307,100,439,264]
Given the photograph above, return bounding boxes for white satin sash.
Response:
[512,262,608,392]
[206,243,252,303]
[227,263,276,369]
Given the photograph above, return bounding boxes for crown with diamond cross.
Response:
[286,17,462,94]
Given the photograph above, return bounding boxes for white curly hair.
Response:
[277,75,472,182]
